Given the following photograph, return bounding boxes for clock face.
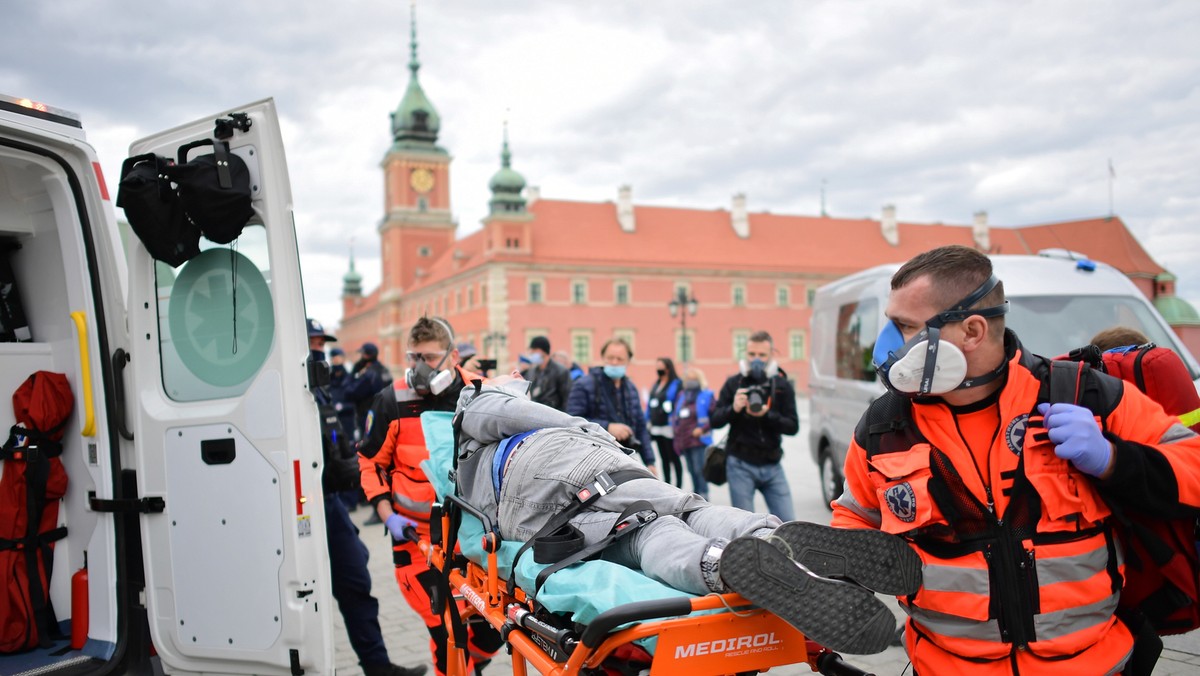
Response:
[410,167,435,194]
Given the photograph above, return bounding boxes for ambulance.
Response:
[0,95,333,674]
[808,253,1200,507]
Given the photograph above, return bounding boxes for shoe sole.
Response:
[768,522,922,596]
[720,536,896,655]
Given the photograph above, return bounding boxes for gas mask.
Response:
[738,357,778,383]
[406,350,455,396]
[872,274,1010,398]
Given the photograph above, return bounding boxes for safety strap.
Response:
[506,468,651,596]
[532,500,657,595]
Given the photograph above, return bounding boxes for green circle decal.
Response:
[168,248,275,387]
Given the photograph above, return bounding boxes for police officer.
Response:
[307,319,427,676]
[345,341,393,435]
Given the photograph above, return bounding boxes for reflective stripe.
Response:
[1033,592,1120,641]
[909,605,1001,641]
[910,591,1120,644]
[1162,421,1198,443]
[393,492,433,515]
[1036,545,1111,585]
[1179,408,1200,429]
[835,490,882,528]
[922,563,989,595]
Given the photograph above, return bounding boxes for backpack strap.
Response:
[854,392,924,459]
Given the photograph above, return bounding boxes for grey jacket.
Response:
[455,384,649,539]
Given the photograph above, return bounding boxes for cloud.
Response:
[6,0,1200,320]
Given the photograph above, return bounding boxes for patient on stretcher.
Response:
[452,375,923,655]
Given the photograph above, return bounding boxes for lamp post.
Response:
[668,288,699,365]
[482,332,506,360]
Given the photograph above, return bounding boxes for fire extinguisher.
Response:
[71,551,89,650]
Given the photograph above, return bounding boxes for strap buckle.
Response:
[577,472,616,502]
[614,509,657,532]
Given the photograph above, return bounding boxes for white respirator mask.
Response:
[872,275,1009,398]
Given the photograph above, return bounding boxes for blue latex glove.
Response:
[1036,403,1113,477]
[385,513,418,541]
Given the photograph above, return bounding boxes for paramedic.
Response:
[832,245,1200,674]
[308,319,427,676]
[710,330,798,520]
[454,376,920,656]
[359,317,502,676]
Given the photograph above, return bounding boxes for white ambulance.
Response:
[0,95,333,674]
[808,253,1200,507]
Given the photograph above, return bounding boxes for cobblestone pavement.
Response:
[330,398,1200,675]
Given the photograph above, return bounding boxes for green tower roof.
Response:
[488,123,527,214]
[342,249,363,297]
[390,4,440,147]
[1155,295,1200,326]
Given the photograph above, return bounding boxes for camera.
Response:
[624,437,643,454]
[745,384,770,414]
[476,358,497,373]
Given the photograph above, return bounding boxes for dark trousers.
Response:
[326,494,390,667]
[653,435,683,488]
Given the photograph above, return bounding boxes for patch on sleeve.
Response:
[885,482,916,523]
[1005,413,1029,456]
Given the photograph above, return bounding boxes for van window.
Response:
[155,225,276,401]
[836,299,878,382]
[1009,295,1192,374]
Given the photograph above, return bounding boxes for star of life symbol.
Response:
[885,482,917,523]
[1006,413,1029,456]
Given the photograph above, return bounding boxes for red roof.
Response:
[408,200,1160,289]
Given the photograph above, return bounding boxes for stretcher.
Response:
[417,412,878,676]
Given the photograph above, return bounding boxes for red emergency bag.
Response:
[0,371,74,653]
[1061,344,1200,635]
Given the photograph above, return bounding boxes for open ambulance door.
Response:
[125,99,333,675]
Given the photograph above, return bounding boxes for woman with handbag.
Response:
[671,365,714,500]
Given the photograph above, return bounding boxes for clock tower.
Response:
[379,3,454,299]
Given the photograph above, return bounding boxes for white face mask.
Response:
[880,331,969,395]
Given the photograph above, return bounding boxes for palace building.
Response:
[337,13,1200,390]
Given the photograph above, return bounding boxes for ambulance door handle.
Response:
[70,311,96,437]
[112,348,134,441]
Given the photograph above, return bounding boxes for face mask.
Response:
[656,369,666,377]
[406,350,454,396]
[603,364,626,380]
[872,274,1010,397]
[526,351,544,366]
[738,357,777,381]
[684,379,701,391]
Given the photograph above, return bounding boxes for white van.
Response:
[808,253,1200,507]
[0,96,333,674]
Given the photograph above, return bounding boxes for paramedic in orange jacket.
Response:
[359,317,502,676]
[831,245,1200,675]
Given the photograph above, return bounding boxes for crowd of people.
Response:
[305,243,1200,676]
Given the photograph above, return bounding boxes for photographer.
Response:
[711,330,798,520]
[566,337,657,474]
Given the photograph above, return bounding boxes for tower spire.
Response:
[488,117,527,215]
[342,238,363,297]
[501,114,512,169]
[408,0,420,77]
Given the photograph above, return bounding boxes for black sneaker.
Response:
[767,521,922,596]
[362,663,429,676]
[719,536,896,655]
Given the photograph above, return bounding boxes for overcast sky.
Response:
[5,1,1199,328]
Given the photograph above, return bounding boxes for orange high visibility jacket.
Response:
[833,337,1200,674]
[358,382,437,538]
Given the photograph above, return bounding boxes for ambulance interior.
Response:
[0,146,121,672]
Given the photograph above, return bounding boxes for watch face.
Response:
[410,167,435,194]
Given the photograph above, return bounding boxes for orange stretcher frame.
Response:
[424,495,874,676]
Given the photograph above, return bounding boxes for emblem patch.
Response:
[1006,413,1029,456]
[885,482,917,523]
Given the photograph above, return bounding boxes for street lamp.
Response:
[668,288,699,364]
[482,332,506,360]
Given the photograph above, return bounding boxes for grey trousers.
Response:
[500,429,780,595]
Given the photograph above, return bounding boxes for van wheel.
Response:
[819,448,844,508]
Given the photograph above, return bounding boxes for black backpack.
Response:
[167,137,254,244]
[115,153,201,267]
